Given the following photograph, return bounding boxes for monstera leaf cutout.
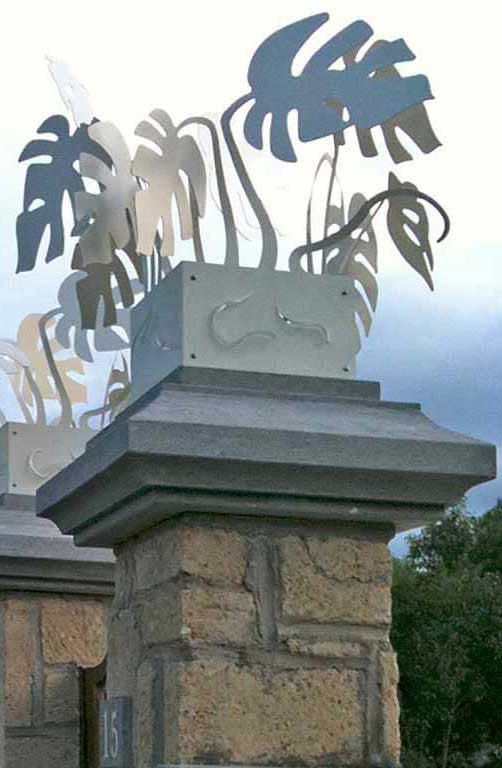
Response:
[72,122,142,328]
[0,340,45,424]
[387,173,435,289]
[324,193,378,336]
[16,314,86,405]
[16,115,108,272]
[339,41,441,163]
[54,273,134,362]
[74,121,138,267]
[105,354,130,421]
[79,353,130,430]
[242,13,433,162]
[133,109,207,261]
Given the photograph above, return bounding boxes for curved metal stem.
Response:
[178,116,239,267]
[38,309,74,427]
[189,182,205,262]
[24,368,46,426]
[290,187,450,270]
[221,95,278,271]
[321,138,339,272]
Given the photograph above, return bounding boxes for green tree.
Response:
[392,502,502,768]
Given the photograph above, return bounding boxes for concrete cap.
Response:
[37,367,496,547]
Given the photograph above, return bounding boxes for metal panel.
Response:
[5,423,90,496]
[130,262,361,401]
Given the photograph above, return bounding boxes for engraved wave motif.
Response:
[210,294,277,348]
[275,307,330,345]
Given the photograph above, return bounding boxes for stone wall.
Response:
[0,593,109,768]
[108,514,400,768]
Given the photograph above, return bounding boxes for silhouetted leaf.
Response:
[16,115,108,272]
[242,13,433,161]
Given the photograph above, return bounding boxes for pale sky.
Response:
[1,0,501,521]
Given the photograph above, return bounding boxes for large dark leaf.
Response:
[242,13,433,161]
[387,172,435,289]
[16,115,108,272]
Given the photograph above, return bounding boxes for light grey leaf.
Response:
[387,172,434,290]
[133,109,207,261]
[326,192,379,328]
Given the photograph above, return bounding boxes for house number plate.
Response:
[99,697,132,767]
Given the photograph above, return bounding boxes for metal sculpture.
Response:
[8,11,451,429]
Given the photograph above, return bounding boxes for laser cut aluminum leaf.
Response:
[243,13,433,162]
[54,273,133,362]
[133,110,207,261]
[341,40,441,163]
[74,121,138,268]
[16,116,108,272]
[0,340,46,425]
[46,56,94,127]
[387,172,435,290]
[16,314,86,405]
[326,192,378,324]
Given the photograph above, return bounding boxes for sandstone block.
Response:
[379,650,401,764]
[181,587,256,646]
[4,600,35,726]
[180,527,248,585]
[171,659,365,766]
[41,598,107,667]
[44,667,79,723]
[280,537,391,625]
[287,637,366,658]
[307,536,391,583]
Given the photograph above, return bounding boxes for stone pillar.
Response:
[38,368,496,768]
[0,423,115,768]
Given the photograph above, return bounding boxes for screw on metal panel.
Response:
[190,275,197,281]
[343,366,350,372]
[190,353,197,359]
[341,290,349,296]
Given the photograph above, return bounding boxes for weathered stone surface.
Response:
[41,598,107,667]
[280,537,391,625]
[135,660,155,768]
[379,650,401,764]
[307,535,391,583]
[181,587,256,646]
[287,637,366,658]
[44,667,79,723]
[4,600,35,726]
[5,730,79,768]
[174,659,365,765]
[180,527,248,585]
[134,526,179,592]
[114,543,137,608]
[136,587,180,647]
[107,608,143,697]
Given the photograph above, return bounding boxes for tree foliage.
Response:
[392,501,502,768]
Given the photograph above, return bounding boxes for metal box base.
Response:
[131,263,363,401]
